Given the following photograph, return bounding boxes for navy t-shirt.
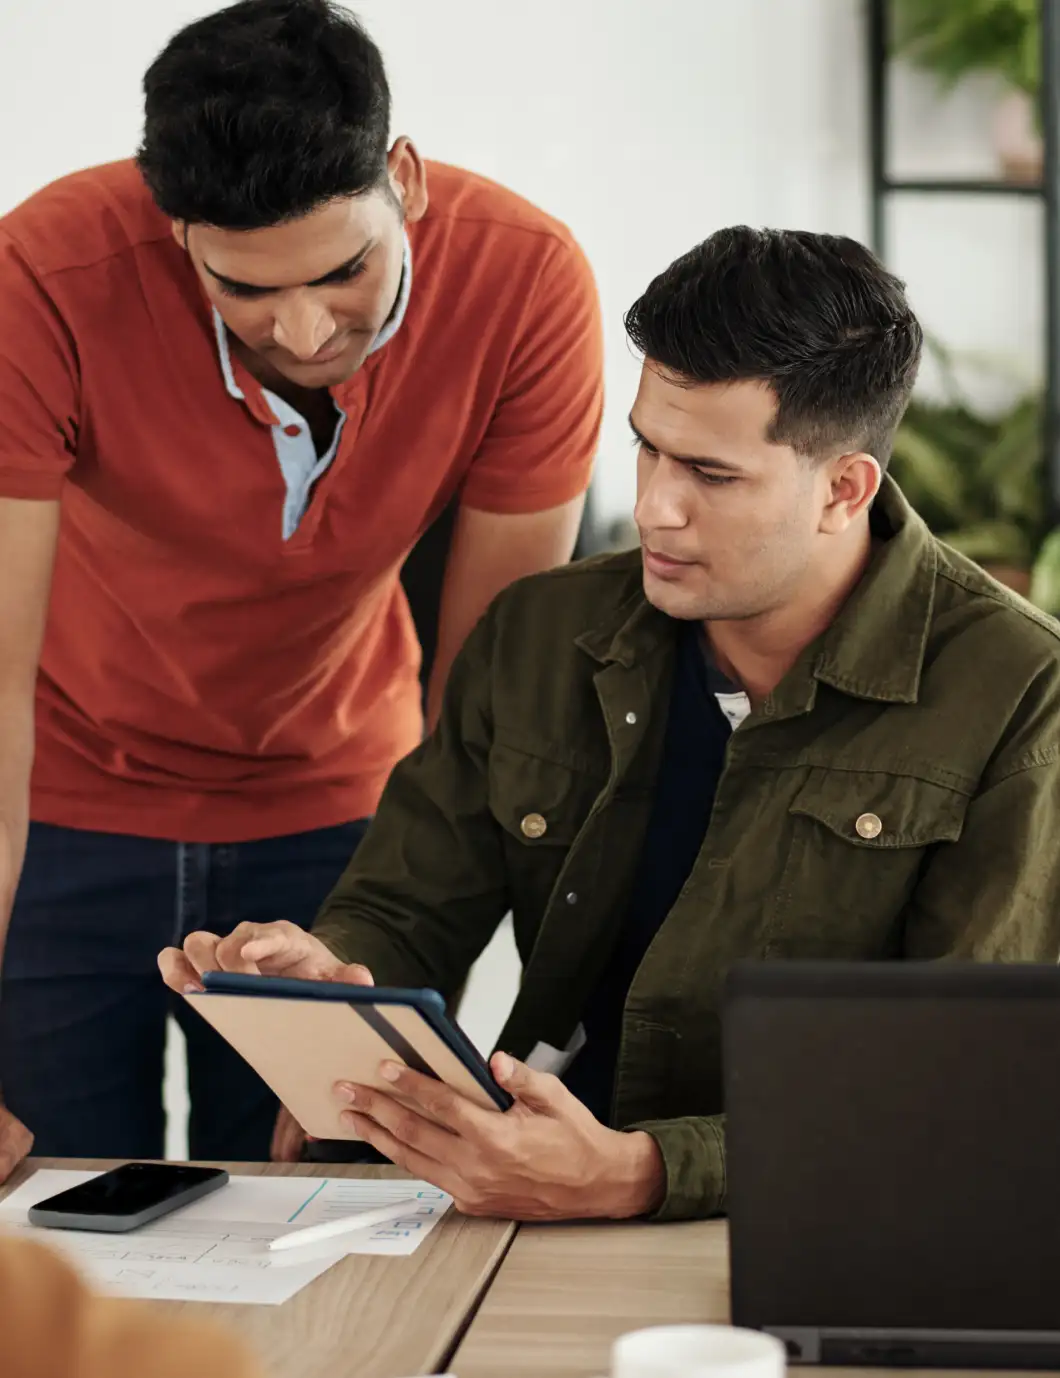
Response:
[562,621,743,1122]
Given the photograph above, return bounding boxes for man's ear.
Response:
[386,137,428,223]
[170,220,188,252]
[819,452,881,535]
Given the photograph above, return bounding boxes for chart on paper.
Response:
[0,1170,453,1305]
[280,1175,451,1240]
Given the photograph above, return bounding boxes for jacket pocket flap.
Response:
[488,742,601,847]
[789,768,968,849]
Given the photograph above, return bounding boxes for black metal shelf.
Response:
[867,0,1060,512]
[883,178,1042,196]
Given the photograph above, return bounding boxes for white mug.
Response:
[611,1324,786,1378]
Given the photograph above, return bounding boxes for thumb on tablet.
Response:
[335,962,374,986]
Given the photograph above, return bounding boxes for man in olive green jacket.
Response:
[162,228,1060,1223]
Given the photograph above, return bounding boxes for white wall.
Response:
[0,0,1042,522]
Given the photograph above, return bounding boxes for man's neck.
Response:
[229,336,325,413]
[705,521,875,706]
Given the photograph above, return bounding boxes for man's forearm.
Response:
[0,721,34,963]
[0,803,28,962]
[425,498,586,730]
[312,902,447,991]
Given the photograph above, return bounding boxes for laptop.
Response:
[723,961,1060,1369]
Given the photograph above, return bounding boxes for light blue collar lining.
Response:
[209,234,412,540]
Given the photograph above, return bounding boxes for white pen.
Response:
[268,1196,426,1252]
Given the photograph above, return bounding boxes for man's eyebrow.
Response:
[202,243,373,294]
[628,417,744,472]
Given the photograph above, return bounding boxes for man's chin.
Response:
[642,570,728,622]
[643,572,700,619]
[270,346,368,390]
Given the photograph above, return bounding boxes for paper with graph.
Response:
[0,1170,452,1304]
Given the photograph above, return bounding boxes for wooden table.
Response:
[452,1220,1031,1378]
[2,1159,515,1378]
[7,1164,1036,1378]
[453,1217,729,1378]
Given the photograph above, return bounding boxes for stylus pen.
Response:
[268,1196,425,1252]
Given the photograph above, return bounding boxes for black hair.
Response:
[624,227,923,470]
[136,0,391,229]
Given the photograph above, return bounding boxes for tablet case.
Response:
[184,978,504,1140]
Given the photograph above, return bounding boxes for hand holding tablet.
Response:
[183,972,512,1142]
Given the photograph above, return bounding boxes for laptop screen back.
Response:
[724,962,1060,1335]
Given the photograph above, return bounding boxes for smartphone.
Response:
[28,1163,229,1233]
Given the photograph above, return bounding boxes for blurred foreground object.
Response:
[0,1233,258,1378]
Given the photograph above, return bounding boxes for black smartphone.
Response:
[28,1163,229,1233]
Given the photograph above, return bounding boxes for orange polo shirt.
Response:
[0,160,602,841]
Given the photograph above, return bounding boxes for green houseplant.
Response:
[892,0,1039,98]
[890,381,1060,614]
[891,0,1041,181]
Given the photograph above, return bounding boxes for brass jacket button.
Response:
[521,813,547,839]
[855,812,883,840]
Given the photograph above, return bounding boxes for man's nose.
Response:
[272,295,336,360]
[634,458,688,531]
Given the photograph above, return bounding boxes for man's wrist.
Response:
[596,1129,667,1219]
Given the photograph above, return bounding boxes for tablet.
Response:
[184,972,512,1141]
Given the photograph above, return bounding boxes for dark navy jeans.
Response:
[0,819,368,1162]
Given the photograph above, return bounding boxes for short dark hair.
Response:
[624,227,923,469]
[136,0,391,230]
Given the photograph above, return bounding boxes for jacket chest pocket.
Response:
[766,767,969,958]
[487,741,606,926]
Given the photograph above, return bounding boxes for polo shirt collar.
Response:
[369,232,413,355]
[212,232,413,402]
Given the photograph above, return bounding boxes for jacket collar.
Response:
[574,557,669,668]
[576,477,937,708]
[804,476,936,706]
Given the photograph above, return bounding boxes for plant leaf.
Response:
[977,394,1045,525]
[937,519,1033,567]
[890,420,970,526]
[891,0,1039,97]
[1028,529,1060,614]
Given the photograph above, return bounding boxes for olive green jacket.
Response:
[314,479,1060,1221]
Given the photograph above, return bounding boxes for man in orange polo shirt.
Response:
[0,0,602,1179]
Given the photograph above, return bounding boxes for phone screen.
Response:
[36,1164,223,1218]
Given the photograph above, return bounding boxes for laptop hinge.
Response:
[768,1327,1060,1370]
[764,1330,820,1364]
